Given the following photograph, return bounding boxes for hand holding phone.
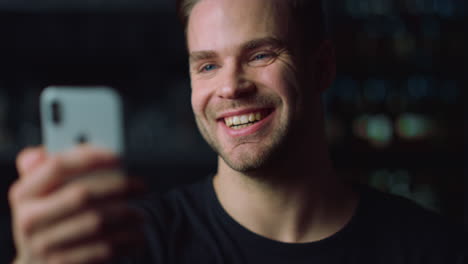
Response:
[9,87,146,264]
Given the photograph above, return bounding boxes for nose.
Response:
[216,64,256,99]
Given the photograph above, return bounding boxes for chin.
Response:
[220,145,279,173]
[223,158,263,173]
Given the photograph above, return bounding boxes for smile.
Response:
[223,109,272,130]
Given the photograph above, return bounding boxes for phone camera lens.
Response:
[51,100,62,125]
[76,134,88,144]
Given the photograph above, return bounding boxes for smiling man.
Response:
[9,0,467,264]
[186,0,358,245]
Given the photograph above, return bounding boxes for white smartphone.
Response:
[40,86,124,156]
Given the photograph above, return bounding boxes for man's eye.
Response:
[248,52,277,66]
[200,64,218,72]
[253,53,271,60]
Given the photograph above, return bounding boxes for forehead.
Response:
[187,0,289,52]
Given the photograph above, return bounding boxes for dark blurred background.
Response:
[0,0,467,262]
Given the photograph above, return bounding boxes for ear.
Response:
[314,39,336,93]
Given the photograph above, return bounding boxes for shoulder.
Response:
[134,177,212,224]
[358,185,456,230]
[125,177,216,262]
[355,185,467,260]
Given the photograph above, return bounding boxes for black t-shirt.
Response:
[121,176,467,264]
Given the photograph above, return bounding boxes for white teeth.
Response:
[224,111,266,128]
[240,115,248,124]
[232,124,250,130]
[233,116,240,125]
[225,118,233,127]
[256,112,262,121]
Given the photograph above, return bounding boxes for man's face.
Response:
[188,0,306,172]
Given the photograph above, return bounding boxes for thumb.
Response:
[16,146,47,177]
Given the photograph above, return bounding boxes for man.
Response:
[9,0,467,263]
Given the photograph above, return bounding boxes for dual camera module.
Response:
[50,100,88,144]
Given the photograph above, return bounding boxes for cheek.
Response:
[190,81,201,114]
[191,80,212,119]
[256,62,299,105]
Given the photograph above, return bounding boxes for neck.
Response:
[213,131,359,243]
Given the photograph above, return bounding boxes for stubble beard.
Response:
[194,109,294,174]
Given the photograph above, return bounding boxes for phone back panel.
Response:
[40,86,124,155]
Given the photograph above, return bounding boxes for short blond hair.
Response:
[175,0,328,48]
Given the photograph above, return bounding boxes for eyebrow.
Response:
[242,37,285,51]
[189,50,218,64]
[189,37,285,64]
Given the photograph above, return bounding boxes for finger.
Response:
[12,145,121,202]
[16,146,47,177]
[47,230,145,264]
[17,173,145,236]
[30,203,144,258]
[47,240,112,264]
